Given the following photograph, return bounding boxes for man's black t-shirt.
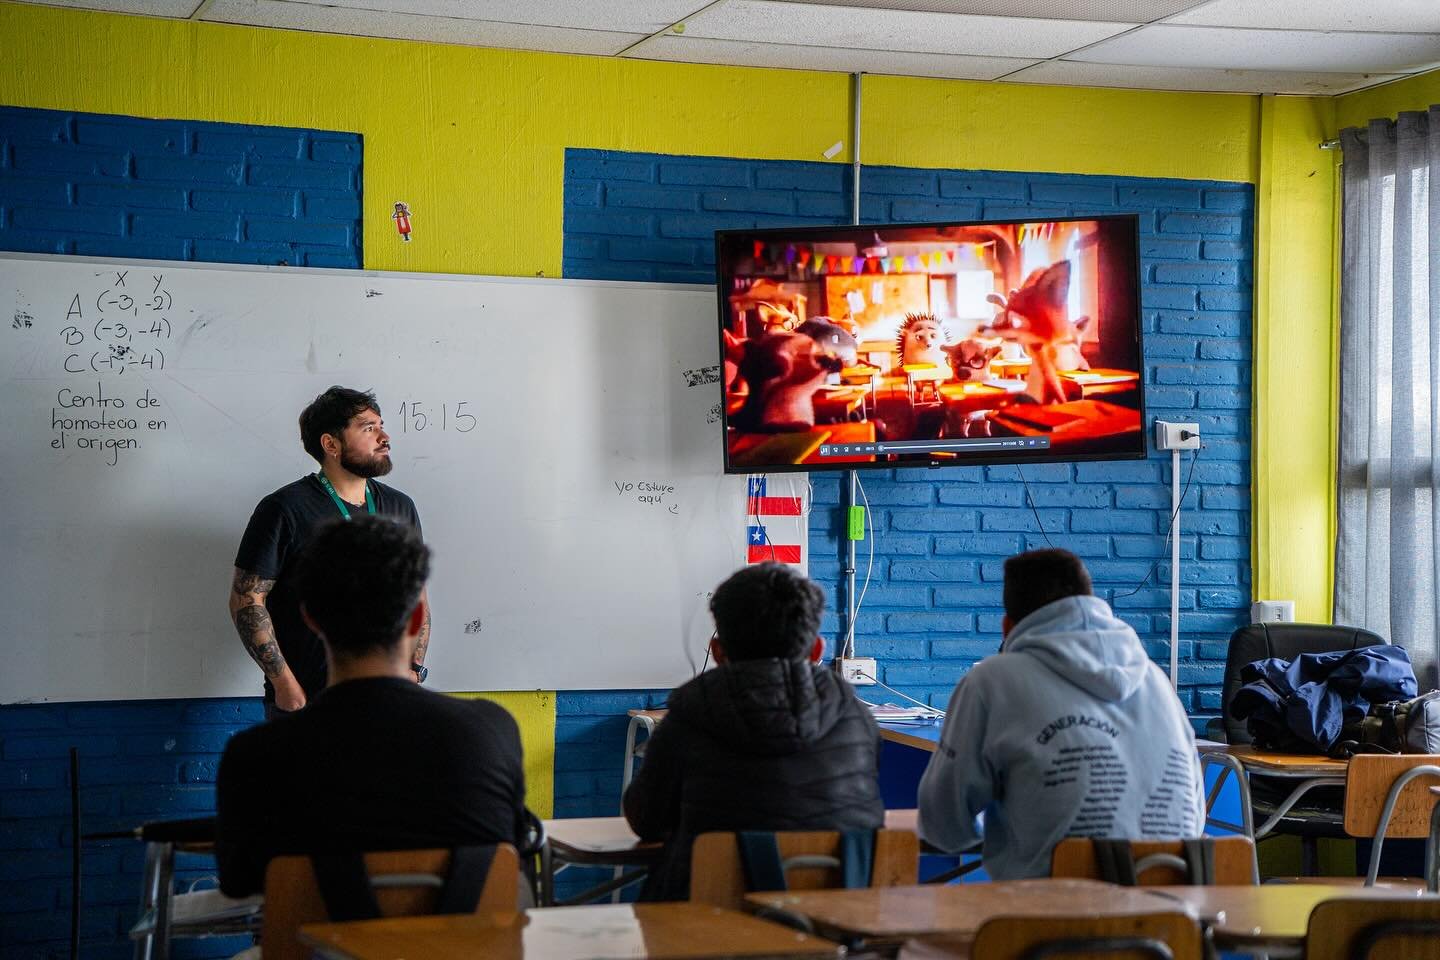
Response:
[234,475,421,701]
[215,677,527,897]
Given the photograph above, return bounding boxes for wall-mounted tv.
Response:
[715,215,1146,474]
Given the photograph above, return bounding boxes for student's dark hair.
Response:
[709,562,824,661]
[296,516,429,658]
[1002,548,1093,626]
[299,386,381,465]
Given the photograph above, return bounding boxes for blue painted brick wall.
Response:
[0,106,363,268]
[558,147,1253,814]
[0,106,363,960]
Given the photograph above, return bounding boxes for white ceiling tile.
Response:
[12,0,200,16]
[771,0,1204,24]
[1071,24,1440,74]
[200,0,646,53]
[678,0,1134,58]
[294,0,708,35]
[1168,0,1440,34]
[1006,60,1404,95]
[629,32,1035,80]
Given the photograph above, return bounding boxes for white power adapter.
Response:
[835,657,877,685]
[1154,420,1201,451]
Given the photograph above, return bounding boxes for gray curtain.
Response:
[1336,107,1440,691]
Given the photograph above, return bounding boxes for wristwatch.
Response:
[411,662,429,684]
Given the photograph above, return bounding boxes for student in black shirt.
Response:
[230,386,427,715]
[215,516,527,897]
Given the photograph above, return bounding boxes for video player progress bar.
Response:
[819,437,1050,456]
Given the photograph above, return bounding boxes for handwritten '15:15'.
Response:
[394,400,476,433]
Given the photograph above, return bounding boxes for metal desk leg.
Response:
[617,714,657,904]
[540,841,555,908]
[132,840,175,960]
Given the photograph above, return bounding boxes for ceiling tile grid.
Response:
[14,0,1440,95]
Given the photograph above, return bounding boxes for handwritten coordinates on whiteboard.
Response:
[16,270,180,467]
[394,400,476,434]
[56,272,174,376]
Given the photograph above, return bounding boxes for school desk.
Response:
[538,810,927,905]
[1197,741,1349,842]
[540,816,663,906]
[298,903,842,960]
[1148,882,1434,957]
[744,877,1181,951]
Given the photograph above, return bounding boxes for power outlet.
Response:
[1154,420,1201,451]
[836,657,877,686]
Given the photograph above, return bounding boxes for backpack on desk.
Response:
[1332,690,1440,759]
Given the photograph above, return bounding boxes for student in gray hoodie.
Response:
[918,548,1205,880]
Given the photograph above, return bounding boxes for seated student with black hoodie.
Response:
[622,562,883,901]
[918,548,1205,880]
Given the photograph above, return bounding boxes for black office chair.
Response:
[1204,623,1388,875]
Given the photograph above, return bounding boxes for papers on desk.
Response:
[862,700,944,721]
[170,889,263,924]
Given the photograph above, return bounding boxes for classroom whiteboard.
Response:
[0,254,809,702]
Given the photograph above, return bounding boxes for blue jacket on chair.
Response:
[1229,644,1417,753]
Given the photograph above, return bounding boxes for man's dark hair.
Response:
[299,386,381,465]
[709,562,824,661]
[296,516,429,658]
[1003,548,1093,626]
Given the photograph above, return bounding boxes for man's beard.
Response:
[340,444,393,478]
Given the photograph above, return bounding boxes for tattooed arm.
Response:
[410,586,432,681]
[229,567,305,711]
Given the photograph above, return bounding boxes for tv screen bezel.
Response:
[714,213,1148,475]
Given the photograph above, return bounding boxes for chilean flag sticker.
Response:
[744,477,806,568]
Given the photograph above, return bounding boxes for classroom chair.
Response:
[688,829,918,911]
[1341,754,1440,887]
[260,844,519,960]
[967,912,1203,960]
[1207,623,1385,874]
[1050,836,1257,885]
[1305,896,1440,960]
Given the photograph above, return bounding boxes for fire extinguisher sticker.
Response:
[392,201,412,242]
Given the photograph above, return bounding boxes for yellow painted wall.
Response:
[1251,96,1338,623]
[1335,72,1440,132]
[0,1,1354,799]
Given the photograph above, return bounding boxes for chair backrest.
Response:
[1344,755,1440,838]
[970,912,1203,960]
[1305,897,1440,960]
[261,844,519,960]
[688,829,917,910]
[1050,837,1256,886]
[1221,623,1385,744]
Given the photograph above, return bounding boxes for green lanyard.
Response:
[316,473,375,520]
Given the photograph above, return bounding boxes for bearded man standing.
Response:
[229,386,429,718]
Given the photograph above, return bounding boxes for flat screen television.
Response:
[715,215,1146,473]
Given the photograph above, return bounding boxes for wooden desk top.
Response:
[300,904,842,960]
[1197,742,1348,776]
[1150,883,1434,952]
[543,810,922,861]
[878,721,942,753]
[543,817,662,865]
[745,878,1180,946]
